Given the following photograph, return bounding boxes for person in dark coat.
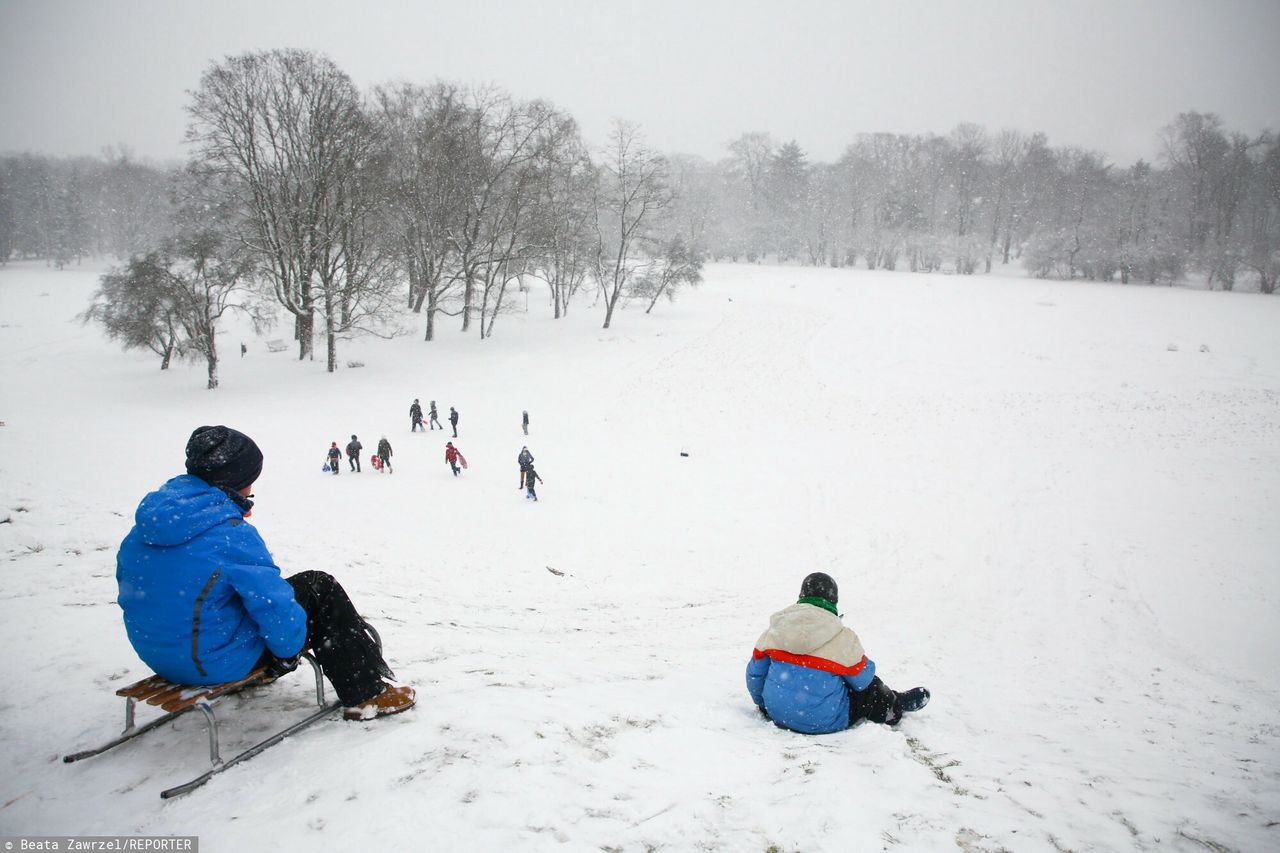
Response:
[377,436,393,474]
[326,442,342,474]
[448,406,459,437]
[116,425,414,720]
[522,410,529,436]
[409,399,424,432]
[346,435,363,472]
[746,572,928,734]
[524,466,543,501]
[517,446,534,488]
[428,401,442,431]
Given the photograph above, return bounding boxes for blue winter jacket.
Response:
[116,475,306,684]
[746,602,877,735]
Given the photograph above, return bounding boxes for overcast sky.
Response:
[2,0,1277,166]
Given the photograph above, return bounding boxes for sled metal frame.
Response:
[64,652,340,799]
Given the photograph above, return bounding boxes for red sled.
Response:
[459,453,468,470]
[371,455,384,471]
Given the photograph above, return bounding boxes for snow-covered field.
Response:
[1,259,1277,852]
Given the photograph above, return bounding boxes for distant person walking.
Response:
[524,466,543,502]
[240,342,247,358]
[444,441,466,477]
[429,401,442,431]
[377,436,393,474]
[410,399,424,432]
[326,442,342,475]
[449,406,459,438]
[346,435,363,472]
[517,446,534,489]
[522,410,529,436]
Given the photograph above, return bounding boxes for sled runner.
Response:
[63,647,352,799]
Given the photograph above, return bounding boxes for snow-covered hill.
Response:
[1,260,1277,852]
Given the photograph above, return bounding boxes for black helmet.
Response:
[800,572,838,606]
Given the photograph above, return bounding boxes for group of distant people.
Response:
[325,435,393,474]
[319,401,542,499]
[409,399,456,436]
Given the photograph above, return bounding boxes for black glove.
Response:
[264,653,301,679]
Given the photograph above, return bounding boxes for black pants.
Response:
[451,423,457,437]
[349,455,360,472]
[412,419,423,432]
[848,677,903,726]
[282,571,391,706]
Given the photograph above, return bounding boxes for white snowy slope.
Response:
[0,260,1277,852]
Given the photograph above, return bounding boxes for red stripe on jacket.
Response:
[753,647,868,677]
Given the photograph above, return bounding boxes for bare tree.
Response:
[81,231,255,387]
[186,49,366,362]
[592,120,673,329]
[632,234,704,313]
[81,252,182,369]
[989,130,1027,265]
[528,124,594,319]
[445,89,560,334]
[374,81,469,340]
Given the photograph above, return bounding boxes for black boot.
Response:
[898,687,930,713]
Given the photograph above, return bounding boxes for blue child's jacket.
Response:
[746,601,876,734]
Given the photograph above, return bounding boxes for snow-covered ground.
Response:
[1,259,1277,852]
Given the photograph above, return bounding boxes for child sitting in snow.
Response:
[746,572,929,734]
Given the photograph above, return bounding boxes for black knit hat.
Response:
[185,425,263,491]
[800,572,839,606]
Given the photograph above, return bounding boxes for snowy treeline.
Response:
[671,116,1280,292]
[0,147,176,267]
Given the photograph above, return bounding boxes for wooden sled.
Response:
[63,652,340,799]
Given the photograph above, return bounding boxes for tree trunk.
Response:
[603,279,622,329]
[296,311,315,361]
[206,316,219,390]
[461,270,475,332]
[424,288,437,341]
[324,289,337,373]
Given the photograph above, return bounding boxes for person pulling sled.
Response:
[444,441,466,476]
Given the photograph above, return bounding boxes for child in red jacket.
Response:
[444,442,466,476]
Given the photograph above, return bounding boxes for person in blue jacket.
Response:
[745,572,929,733]
[116,425,415,721]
